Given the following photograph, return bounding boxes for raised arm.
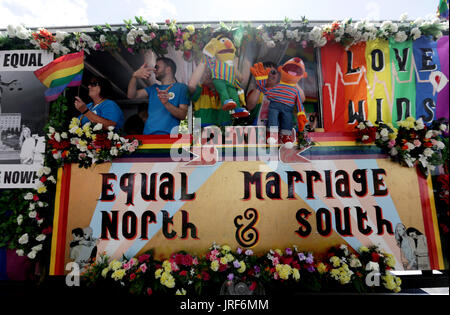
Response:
[127,63,152,99]
[188,62,206,94]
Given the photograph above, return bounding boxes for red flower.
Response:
[371,252,380,262]
[249,281,257,291]
[40,176,47,183]
[129,273,136,280]
[147,288,153,295]
[42,226,52,234]
[179,270,187,276]
[202,271,210,281]
[92,134,112,149]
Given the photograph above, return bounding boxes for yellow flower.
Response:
[275,249,283,256]
[37,185,47,194]
[384,254,396,268]
[109,259,122,271]
[69,117,80,129]
[184,40,192,50]
[359,246,369,253]
[155,268,163,279]
[101,267,110,278]
[111,268,126,281]
[330,256,341,267]
[220,257,228,265]
[182,32,190,40]
[276,264,292,280]
[210,260,219,272]
[161,271,175,288]
[237,261,246,273]
[317,262,327,274]
[186,24,195,34]
[292,268,300,281]
[74,127,83,137]
[225,253,234,263]
[221,245,231,253]
[162,260,172,272]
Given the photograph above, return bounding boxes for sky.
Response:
[0,0,441,29]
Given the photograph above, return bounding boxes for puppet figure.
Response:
[202,35,249,118]
[250,57,308,148]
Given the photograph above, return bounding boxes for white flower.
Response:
[54,132,61,142]
[99,34,106,43]
[390,147,398,156]
[7,25,16,37]
[32,244,43,252]
[17,215,23,225]
[423,148,434,157]
[411,27,421,40]
[55,31,69,42]
[36,234,46,242]
[61,132,68,139]
[394,31,408,42]
[93,123,103,131]
[24,192,34,200]
[439,124,448,132]
[108,126,115,131]
[273,31,284,41]
[18,233,29,244]
[27,251,37,259]
[434,141,445,150]
[413,18,424,27]
[362,135,369,141]
[399,13,408,22]
[415,118,425,130]
[419,155,429,168]
[380,128,389,137]
[425,130,434,139]
[110,147,119,156]
[43,167,51,175]
[16,249,24,256]
[47,176,56,184]
[28,210,37,218]
[126,33,135,45]
[29,203,35,210]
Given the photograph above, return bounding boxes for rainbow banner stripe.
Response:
[34,50,84,102]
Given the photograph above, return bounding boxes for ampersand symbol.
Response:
[234,208,259,248]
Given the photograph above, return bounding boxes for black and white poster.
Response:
[0,50,53,188]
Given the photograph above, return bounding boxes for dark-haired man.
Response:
[127,57,189,135]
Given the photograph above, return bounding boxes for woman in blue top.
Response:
[74,76,124,130]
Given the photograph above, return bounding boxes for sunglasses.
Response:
[88,82,99,87]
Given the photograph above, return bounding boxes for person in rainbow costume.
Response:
[202,34,249,118]
[250,57,308,147]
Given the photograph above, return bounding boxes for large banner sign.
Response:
[50,156,443,275]
[0,50,53,188]
[321,36,449,131]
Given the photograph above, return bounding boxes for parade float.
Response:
[0,6,448,295]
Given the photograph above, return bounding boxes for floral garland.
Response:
[81,243,402,295]
[355,117,448,176]
[1,14,448,61]
[47,117,140,169]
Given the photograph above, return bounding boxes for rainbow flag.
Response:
[34,51,84,102]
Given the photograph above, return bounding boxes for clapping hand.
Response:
[133,63,154,80]
[156,84,173,105]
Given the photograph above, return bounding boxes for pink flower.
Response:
[388,139,396,148]
[138,254,150,263]
[140,263,147,273]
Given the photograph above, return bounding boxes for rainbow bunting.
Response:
[34,50,84,102]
